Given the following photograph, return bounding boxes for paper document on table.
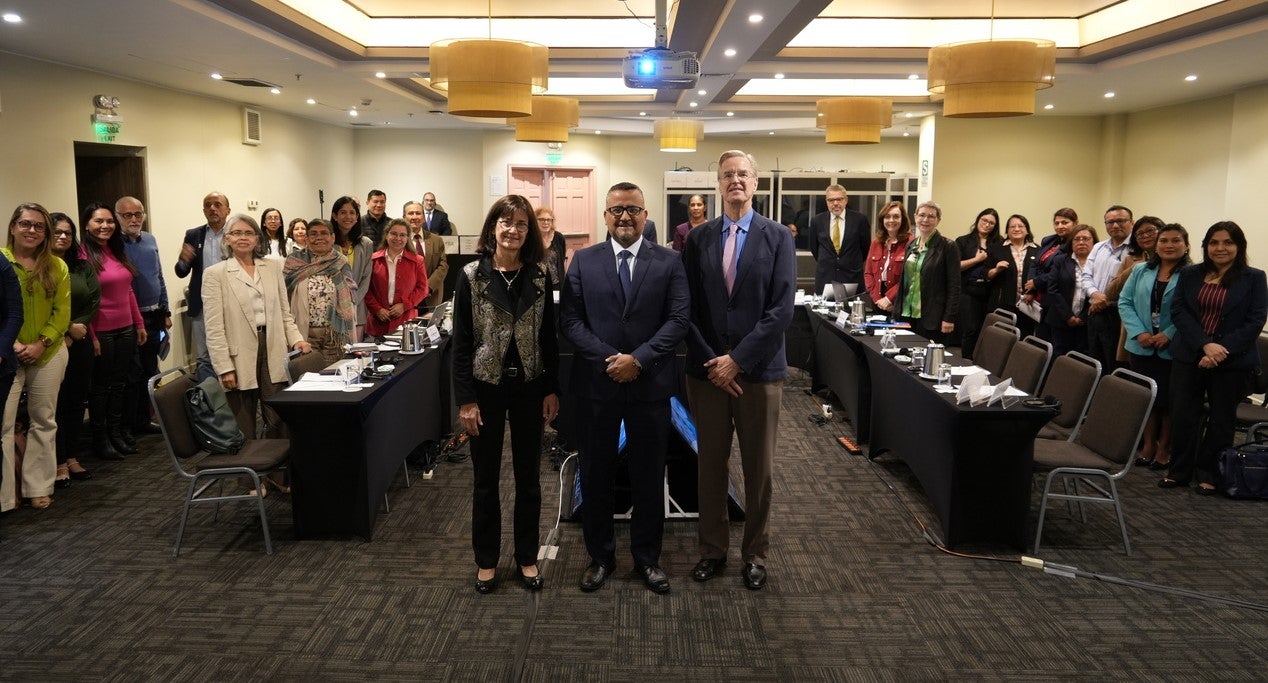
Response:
[888,330,919,337]
[287,373,349,392]
[950,365,987,376]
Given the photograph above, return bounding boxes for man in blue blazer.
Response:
[682,150,796,590]
[561,182,690,594]
[174,191,230,381]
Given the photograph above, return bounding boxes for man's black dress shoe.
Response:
[637,564,670,594]
[691,558,726,582]
[1158,477,1186,489]
[517,566,544,591]
[579,561,613,592]
[475,572,497,594]
[742,563,767,590]
[133,422,163,436]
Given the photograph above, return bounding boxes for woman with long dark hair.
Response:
[330,196,374,341]
[863,201,911,313]
[1163,221,1268,494]
[1029,207,1078,341]
[283,219,356,365]
[986,214,1038,337]
[285,217,307,255]
[672,194,709,253]
[1106,216,1164,364]
[1118,223,1190,470]
[260,207,287,259]
[80,202,146,460]
[2,203,69,512]
[956,208,1002,358]
[50,212,100,484]
[453,194,559,594]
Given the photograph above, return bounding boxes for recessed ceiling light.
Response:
[210,72,223,80]
[726,111,734,117]
[697,89,706,96]
[908,74,919,80]
[3,12,21,23]
[306,98,316,105]
[383,121,391,125]
[595,130,602,135]
[375,72,386,79]
[724,48,737,57]
[1044,103,1054,110]
[1185,74,1198,82]
[768,131,775,135]
[639,111,647,116]
[1104,91,1116,98]
[689,101,698,107]
[774,73,785,79]
[749,13,763,23]
[349,109,358,117]
[902,131,910,137]
[904,112,913,118]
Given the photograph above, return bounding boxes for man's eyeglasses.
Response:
[15,219,47,232]
[719,171,754,182]
[605,206,644,218]
[497,219,530,232]
[914,213,939,221]
[1105,218,1131,225]
[119,212,146,220]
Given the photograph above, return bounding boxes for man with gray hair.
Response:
[116,196,169,437]
[809,183,870,295]
[175,191,229,381]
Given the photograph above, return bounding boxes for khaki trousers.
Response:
[2,344,69,510]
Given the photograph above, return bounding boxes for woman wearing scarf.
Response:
[283,219,357,365]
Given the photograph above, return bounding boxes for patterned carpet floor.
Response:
[2,369,1266,681]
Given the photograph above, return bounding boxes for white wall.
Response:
[0,52,353,366]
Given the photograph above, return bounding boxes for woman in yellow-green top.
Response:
[2,203,71,512]
[895,201,961,343]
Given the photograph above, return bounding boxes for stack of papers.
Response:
[955,372,1027,406]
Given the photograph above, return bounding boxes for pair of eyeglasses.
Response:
[497,219,530,232]
[15,219,47,232]
[227,231,256,238]
[719,171,754,181]
[914,213,939,221]
[53,230,74,238]
[118,211,145,220]
[605,206,644,218]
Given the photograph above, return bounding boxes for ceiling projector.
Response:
[622,48,700,89]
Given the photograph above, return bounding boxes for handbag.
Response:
[1218,439,1268,500]
[185,376,246,454]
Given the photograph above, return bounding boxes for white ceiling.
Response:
[3,0,1267,138]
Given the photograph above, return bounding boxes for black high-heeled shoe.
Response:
[517,566,544,591]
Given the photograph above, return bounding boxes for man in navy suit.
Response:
[422,192,452,236]
[682,150,796,590]
[174,191,230,381]
[808,184,870,295]
[561,181,689,594]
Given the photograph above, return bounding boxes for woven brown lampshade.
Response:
[512,96,580,143]
[429,38,549,118]
[927,39,1056,118]
[655,119,703,152]
[816,97,893,144]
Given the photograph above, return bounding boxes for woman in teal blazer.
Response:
[1118,223,1190,470]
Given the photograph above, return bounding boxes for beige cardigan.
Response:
[203,258,304,389]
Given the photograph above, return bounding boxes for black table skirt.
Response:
[267,338,450,540]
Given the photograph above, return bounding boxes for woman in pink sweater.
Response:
[80,203,147,460]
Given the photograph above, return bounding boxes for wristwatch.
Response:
[37,334,53,347]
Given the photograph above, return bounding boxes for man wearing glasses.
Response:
[116,196,169,437]
[561,182,689,594]
[681,150,796,590]
[1081,204,1133,374]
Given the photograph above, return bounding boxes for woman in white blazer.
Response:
[203,214,312,446]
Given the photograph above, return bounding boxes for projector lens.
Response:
[639,59,656,75]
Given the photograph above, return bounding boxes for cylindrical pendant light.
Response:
[512,96,580,143]
[816,97,893,144]
[927,39,1056,117]
[429,38,549,118]
[655,119,703,152]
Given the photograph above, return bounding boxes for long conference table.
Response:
[267,338,452,540]
[810,309,1055,549]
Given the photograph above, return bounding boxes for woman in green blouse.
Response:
[2,203,70,511]
[50,212,101,484]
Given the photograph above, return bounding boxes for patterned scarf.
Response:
[284,248,357,341]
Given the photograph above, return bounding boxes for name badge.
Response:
[426,325,442,344]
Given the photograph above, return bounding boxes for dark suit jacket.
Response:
[642,219,658,245]
[174,225,212,317]
[1043,252,1087,328]
[808,209,870,292]
[987,242,1037,312]
[426,209,451,236]
[0,252,22,376]
[895,232,960,329]
[682,212,797,382]
[560,239,689,401]
[1170,264,1268,369]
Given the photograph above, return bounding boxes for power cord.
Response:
[806,391,1268,610]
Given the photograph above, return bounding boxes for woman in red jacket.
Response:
[863,201,911,313]
[365,219,429,337]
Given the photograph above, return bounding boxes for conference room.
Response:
[1,1,1266,679]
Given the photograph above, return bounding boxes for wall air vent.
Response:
[224,78,275,88]
[242,107,262,145]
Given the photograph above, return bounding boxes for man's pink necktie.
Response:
[722,224,738,295]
